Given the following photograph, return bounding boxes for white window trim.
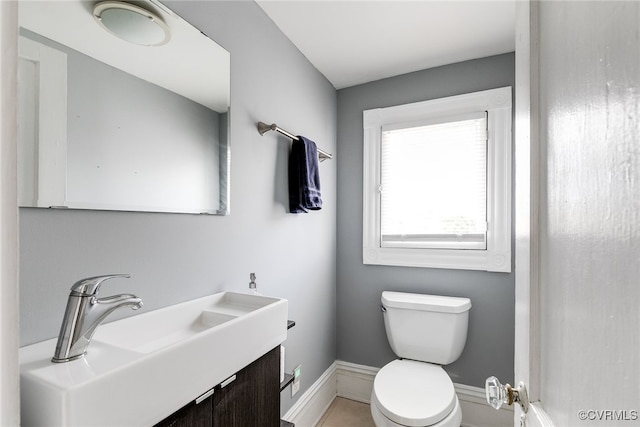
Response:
[363,86,512,272]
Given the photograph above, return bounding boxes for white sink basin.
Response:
[20,292,288,426]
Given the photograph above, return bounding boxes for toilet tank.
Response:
[381,291,471,365]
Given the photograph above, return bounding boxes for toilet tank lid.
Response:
[382,292,471,313]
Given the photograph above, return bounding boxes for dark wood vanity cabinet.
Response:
[154,397,213,427]
[154,346,280,427]
[213,346,280,426]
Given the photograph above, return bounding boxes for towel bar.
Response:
[257,122,333,161]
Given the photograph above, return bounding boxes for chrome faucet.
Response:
[51,274,143,363]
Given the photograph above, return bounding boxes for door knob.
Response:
[485,376,529,413]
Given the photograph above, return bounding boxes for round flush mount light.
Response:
[93,1,171,47]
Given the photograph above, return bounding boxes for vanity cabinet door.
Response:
[154,346,280,427]
[213,346,280,427]
[154,395,213,427]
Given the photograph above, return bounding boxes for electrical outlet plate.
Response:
[291,364,302,397]
[291,379,300,396]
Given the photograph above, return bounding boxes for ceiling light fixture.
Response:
[93,1,170,47]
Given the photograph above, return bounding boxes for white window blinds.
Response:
[380,112,488,250]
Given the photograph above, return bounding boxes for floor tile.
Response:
[316,397,376,427]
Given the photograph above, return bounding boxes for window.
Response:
[363,87,512,272]
[381,112,488,250]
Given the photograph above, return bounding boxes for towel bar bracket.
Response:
[257,122,277,136]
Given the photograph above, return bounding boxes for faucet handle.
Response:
[70,274,131,296]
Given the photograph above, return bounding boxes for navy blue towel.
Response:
[289,136,322,213]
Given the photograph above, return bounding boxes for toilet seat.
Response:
[372,359,457,427]
[371,394,461,427]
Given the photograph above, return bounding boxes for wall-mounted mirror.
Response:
[18,0,230,214]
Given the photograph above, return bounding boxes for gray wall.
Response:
[19,1,336,416]
[336,53,515,387]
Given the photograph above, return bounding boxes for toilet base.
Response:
[370,394,462,427]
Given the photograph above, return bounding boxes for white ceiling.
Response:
[256,1,516,89]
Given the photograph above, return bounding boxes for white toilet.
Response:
[371,291,472,427]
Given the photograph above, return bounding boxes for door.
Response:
[213,346,280,427]
[490,2,640,427]
[0,2,20,426]
[154,395,213,427]
[493,2,555,425]
[17,36,68,208]
[512,2,551,425]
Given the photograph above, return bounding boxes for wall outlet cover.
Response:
[292,364,301,397]
[291,378,300,397]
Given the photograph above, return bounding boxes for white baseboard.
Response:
[335,360,380,404]
[453,383,513,427]
[282,362,338,427]
[283,360,513,427]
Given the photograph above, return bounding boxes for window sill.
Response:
[363,246,511,272]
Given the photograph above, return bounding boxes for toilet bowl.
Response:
[370,360,461,427]
[371,292,471,427]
